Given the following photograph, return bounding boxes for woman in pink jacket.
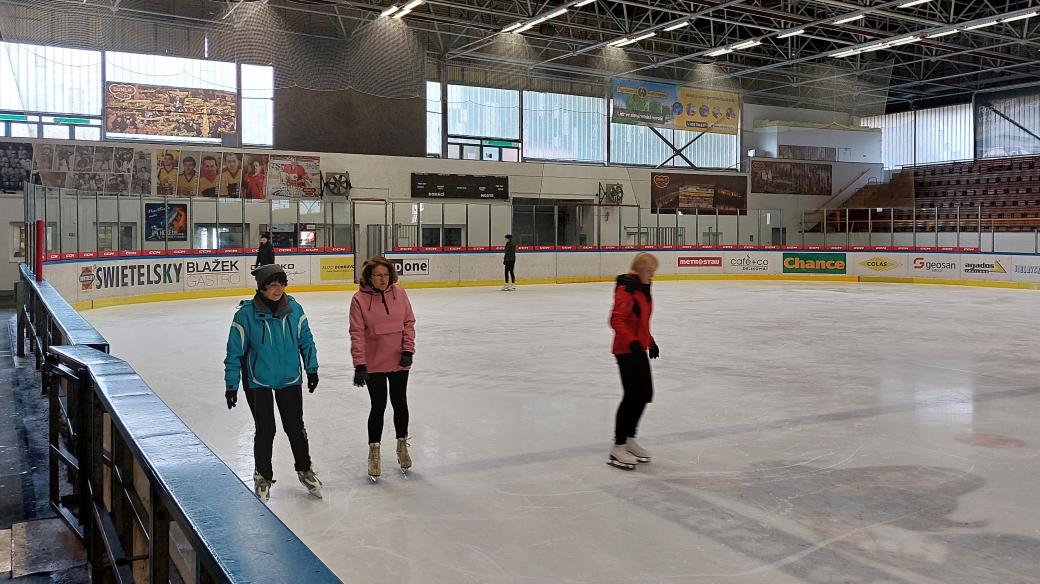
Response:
[350,256,417,479]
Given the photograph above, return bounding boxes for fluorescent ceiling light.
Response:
[575,0,596,6]
[392,0,422,18]
[833,14,865,25]
[964,19,999,30]
[1001,11,1038,23]
[664,21,689,32]
[777,29,805,38]
[544,8,568,19]
[380,4,401,17]
[832,49,861,58]
[612,32,656,47]
[706,47,733,57]
[897,0,932,7]
[926,29,959,38]
[516,22,537,33]
[886,36,920,47]
[502,21,524,33]
[732,39,762,50]
[858,42,886,53]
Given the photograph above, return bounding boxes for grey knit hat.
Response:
[251,264,287,290]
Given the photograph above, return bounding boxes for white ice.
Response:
[84,281,1040,584]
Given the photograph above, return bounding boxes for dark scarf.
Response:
[253,292,290,317]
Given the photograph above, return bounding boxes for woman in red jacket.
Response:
[607,252,660,470]
[349,257,417,479]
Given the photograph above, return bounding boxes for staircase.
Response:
[841,169,915,210]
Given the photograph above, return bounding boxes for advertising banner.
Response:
[674,87,739,135]
[751,160,832,197]
[778,145,837,162]
[144,203,188,242]
[1011,255,1040,282]
[104,81,237,140]
[650,172,748,214]
[242,153,270,199]
[782,252,847,274]
[155,149,180,197]
[131,150,152,195]
[218,151,244,198]
[268,155,321,197]
[197,152,223,198]
[611,79,677,127]
[677,256,725,274]
[319,257,355,281]
[177,151,200,197]
[250,258,310,284]
[850,253,908,277]
[79,260,186,297]
[388,257,431,276]
[724,252,780,275]
[960,255,1012,281]
[184,258,245,290]
[908,254,959,278]
[610,80,739,135]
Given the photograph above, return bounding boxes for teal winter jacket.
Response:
[224,294,318,390]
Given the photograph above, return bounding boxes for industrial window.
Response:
[447,84,520,140]
[523,91,606,163]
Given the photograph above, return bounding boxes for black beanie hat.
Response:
[251,264,287,290]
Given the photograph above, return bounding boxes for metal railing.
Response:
[24,182,1040,255]
[17,265,342,584]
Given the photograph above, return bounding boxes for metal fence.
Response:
[16,264,342,584]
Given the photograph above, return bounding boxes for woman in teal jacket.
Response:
[224,264,321,502]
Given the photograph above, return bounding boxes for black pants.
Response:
[245,386,311,480]
[367,371,410,444]
[614,351,654,445]
[504,261,516,284]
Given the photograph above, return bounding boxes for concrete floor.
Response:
[84,281,1040,584]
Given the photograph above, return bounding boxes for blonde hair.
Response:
[630,252,659,272]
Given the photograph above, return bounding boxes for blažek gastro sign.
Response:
[782,253,847,274]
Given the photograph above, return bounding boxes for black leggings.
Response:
[245,386,311,480]
[614,351,654,445]
[367,371,410,443]
[504,261,516,284]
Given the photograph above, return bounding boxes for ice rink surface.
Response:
[84,281,1040,584]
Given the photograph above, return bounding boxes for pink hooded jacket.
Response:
[349,282,416,373]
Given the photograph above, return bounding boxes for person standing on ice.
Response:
[607,252,660,470]
[223,264,323,501]
[502,234,517,291]
[349,257,417,479]
[256,232,275,267]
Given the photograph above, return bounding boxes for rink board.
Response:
[41,249,1040,308]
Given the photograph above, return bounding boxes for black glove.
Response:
[400,352,413,368]
[649,343,660,360]
[353,365,369,388]
[307,372,319,393]
[629,340,644,353]
[225,389,237,410]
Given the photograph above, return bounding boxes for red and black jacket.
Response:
[610,274,654,355]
